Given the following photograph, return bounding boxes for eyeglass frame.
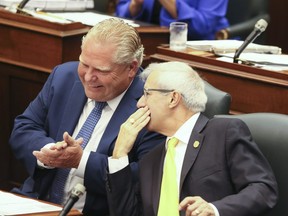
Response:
[143,88,174,97]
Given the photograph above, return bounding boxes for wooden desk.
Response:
[18,207,81,216]
[149,45,288,115]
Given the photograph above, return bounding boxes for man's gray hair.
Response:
[82,18,144,65]
[140,61,207,112]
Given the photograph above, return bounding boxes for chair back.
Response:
[203,81,231,119]
[93,0,109,13]
[227,0,268,26]
[215,112,288,216]
[216,0,270,43]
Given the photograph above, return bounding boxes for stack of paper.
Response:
[217,53,288,71]
[51,12,140,27]
[0,191,62,215]
[186,40,282,55]
[1,0,94,11]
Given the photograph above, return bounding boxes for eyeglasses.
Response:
[143,88,174,97]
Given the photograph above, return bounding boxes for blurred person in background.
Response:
[116,0,229,40]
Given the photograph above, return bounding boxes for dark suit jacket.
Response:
[9,61,165,215]
[107,114,278,216]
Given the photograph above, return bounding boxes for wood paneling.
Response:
[266,1,288,53]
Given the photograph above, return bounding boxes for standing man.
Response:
[106,61,278,216]
[9,18,164,215]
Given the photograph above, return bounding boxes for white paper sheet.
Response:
[217,53,288,71]
[186,40,281,55]
[0,0,94,11]
[51,12,140,27]
[0,191,62,215]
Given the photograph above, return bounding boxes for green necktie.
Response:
[158,137,179,216]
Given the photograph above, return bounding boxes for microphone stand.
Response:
[233,19,268,63]
[58,183,86,216]
[16,0,31,15]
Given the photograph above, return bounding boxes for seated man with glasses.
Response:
[106,61,278,216]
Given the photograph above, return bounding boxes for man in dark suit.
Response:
[106,61,278,216]
[9,18,164,215]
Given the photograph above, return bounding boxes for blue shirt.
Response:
[116,0,229,40]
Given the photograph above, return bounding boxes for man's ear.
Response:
[168,91,181,108]
[128,60,139,78]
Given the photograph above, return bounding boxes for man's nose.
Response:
[137,95,146,108]
[85,68,98,81]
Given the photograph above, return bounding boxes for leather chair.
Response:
[93,0,116,15]
[202,81,231,119]
[215,112,288,216]
[93,0,109,13]
[215,0,270,44]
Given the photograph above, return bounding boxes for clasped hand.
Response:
[33,132,83,169]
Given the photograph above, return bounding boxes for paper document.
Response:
[0,0,94,11]
[30,10,72,24]
[51,12,140,27]
[0,191,62,215]
[217,53,288,71]
[186,40,282,55]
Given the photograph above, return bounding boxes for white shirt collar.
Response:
[167,112,201,145]
[87,88,128,111]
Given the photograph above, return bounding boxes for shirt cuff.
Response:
[74,150,89,178]
[37,143,55,169]
[108,155,129,174]
[209,203,220,216]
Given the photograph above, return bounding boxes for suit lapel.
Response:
[152,144,166,214]
[180,114,209,189]
[96,95,138,154]
[56,81,86,141]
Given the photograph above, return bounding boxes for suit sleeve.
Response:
[84,129,165,202]
[212,119,278,216]
[9,69,57,176]
[106,165,142,216]
[9,62,80,176]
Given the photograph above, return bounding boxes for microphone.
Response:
[233,19,268,63]
[58,183,86,216]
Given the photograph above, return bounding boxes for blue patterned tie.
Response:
[49,101,107,204]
